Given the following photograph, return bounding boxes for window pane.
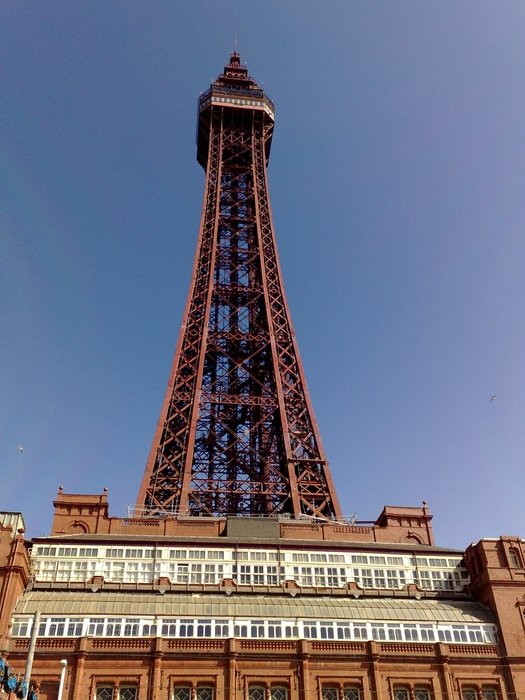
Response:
[271,688,287,700]
[462,690,477,700]
[120,689,137,700]
[393,689,410,700]
[249,689,265,700]
[173,688,191,700]
[96,688,114,700]
[196,688,214,700]
[322,688,338,700]
[481,690,497,700]
[344,688,361,700]
[414,689,430,700]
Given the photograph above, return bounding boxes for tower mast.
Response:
[137,53,342,520]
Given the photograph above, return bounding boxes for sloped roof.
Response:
[14,592,494,623]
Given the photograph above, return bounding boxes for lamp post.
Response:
[57,659,68,700]
[22,611,41,700]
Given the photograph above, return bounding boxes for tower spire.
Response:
[137,56,342,520]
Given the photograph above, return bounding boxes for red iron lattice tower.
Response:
[137,53,342,519]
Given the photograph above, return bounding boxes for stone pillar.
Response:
[226,639,238,700]
[299,640,311,700]
[71,638,87,700]
[436,644,454,700]
[367,642,381,700]
[150,637,164,700]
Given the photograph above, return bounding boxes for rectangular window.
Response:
[387,556,404,565]
[322,688,338,700]
[106,619,121,636]
[374,569,386,587]
[344,689,361,700]
[207,550,225,560]
[481,690,497,700]
[414,690,431,700]
[369,555,386,565]
[96,688,114,700]
[176,563,189,583]
[393,689,410,700]
[249,689,265,700]
[311,553,327,563]
[56,561,73,581]
[173,689,191,700]
[119,689,137,700]
[88,618,105,636]
[292,553,309,563]
[328,554,345,563]
[461,690,477,700]
[252,565,264,585]
[12,619,30,636]
[170,549,187,559]
[267,565,279,585]
[250,551,267,562]
[270,688,287,700]
[48,618,65,636]
[351,555,368,564]
[188,550,206,559]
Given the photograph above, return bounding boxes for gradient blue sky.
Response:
[1,2,524,547]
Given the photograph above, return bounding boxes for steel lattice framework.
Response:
[137,53,341,519]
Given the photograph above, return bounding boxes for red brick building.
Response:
[1,499,524,700]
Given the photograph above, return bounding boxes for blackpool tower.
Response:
[137,53,341,520]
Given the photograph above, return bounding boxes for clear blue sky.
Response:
[1,2,524,547]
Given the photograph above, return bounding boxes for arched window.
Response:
[509,548,522,568]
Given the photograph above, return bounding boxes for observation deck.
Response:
[197,52,275,168]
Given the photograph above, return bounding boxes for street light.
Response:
[57,660,68,700]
